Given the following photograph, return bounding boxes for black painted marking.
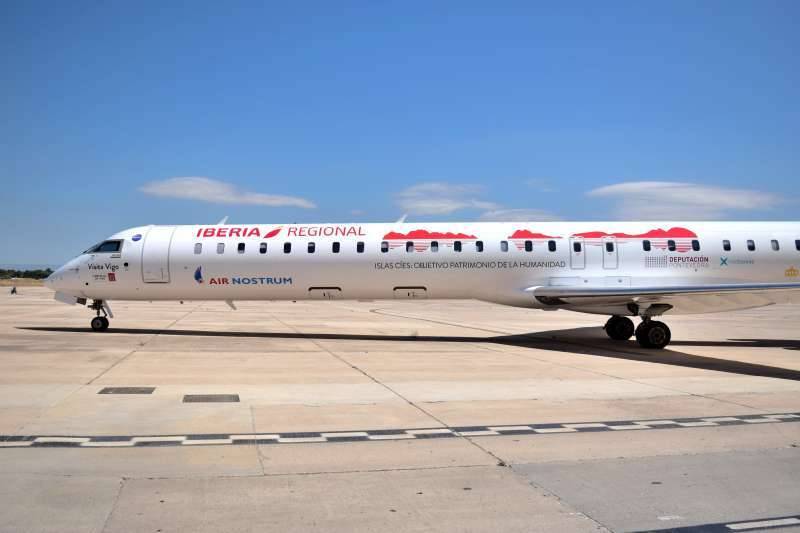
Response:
[98,387,155,395]
[1,412,798,449]
[182,394,239,403]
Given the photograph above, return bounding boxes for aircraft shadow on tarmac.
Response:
[18,325,800,382]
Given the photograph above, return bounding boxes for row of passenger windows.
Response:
[195,240,560,255]
[195,239,800,255]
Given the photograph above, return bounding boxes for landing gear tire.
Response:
[90,316,108,332]
[605,316,635,341]
[635,321,671,349]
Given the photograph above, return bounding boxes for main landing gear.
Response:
[604,315,671,349]
[89,300,110,332]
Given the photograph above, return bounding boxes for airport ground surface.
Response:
[1,287,799,533]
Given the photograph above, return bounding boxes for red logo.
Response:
[381,229,478,252]
[107,273,116,282]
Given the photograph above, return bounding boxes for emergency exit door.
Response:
[569,237,585,269]
[141,226,176,282]
[602,236,619,269]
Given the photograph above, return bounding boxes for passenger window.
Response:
[501,241,509,252]
[524,240,532,252]
[259,243,267,254]
[454,241,462,252]
[573,242,582,253]
[692,240,700,251]
[548,240,556,252]
[476,241,484,252]
[381,241,389,253]
[332,242,340,253]
[747,240,755,251]
[723,240,731,251]
[642,240,651,252]
[284,242,291,254]
[605,242,615,252]
[194,243,202,254]
[430,241,439,252]
[667,240,676,252]
[308,242,315,253]
[771,240,780,251]
[217,243,225,254]
[357,241,364,253]
[406,241,414,253]
[237,243,245,254]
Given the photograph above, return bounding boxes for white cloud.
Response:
[587,181,779,220]
[478,208,561,222]
[396,182,500,215]
[140,177,316,209]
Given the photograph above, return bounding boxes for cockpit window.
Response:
[84,240,122,253]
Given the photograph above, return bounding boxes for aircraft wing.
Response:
[526,282,800,315]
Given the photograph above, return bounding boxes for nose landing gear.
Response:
[89,300,110,332]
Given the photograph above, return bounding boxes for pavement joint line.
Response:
[268,312,510,466]
[2,412,797,449]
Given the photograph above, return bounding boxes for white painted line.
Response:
[532,427,578,434]
[230,434,279,440]
[727,517,800,530]
[563,423,609,429]
[608,425,648,430]
[131,436,186,443]
[676,421,718,427]
[34,437,90,443]
[321,432,370,438]
[701,417,743,422]
[276,437,328,443]
[406,429,453,435]
[183,439,233,446]
[741,418,776,424]
[636,420,678,426]
[0,441,32,447]
[367,434,416,440]
[488,426,533,432]
[455,430,501,437]
[81,441,135,447]
[763,414,799,419]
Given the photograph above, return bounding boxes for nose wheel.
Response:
[88,300,110,332]
[90,316,109,331]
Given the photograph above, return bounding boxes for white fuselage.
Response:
[47,221,800,315]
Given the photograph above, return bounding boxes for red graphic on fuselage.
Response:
[507,230,562,250]
[571,227,698,253]
[196,226,282,239]
[382,229,478,252]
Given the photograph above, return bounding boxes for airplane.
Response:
[44,221,800,349]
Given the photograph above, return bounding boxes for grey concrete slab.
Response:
[513,447,800,532]
[0,474,121,533]
[103,466,606,533]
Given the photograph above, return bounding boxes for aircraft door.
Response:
[141,226,176,283]
[602,236,618,269]
[569,237,585,269]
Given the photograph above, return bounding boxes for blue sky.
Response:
[1,1,798,265]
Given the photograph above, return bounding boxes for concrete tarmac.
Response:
[1,288,799,532]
